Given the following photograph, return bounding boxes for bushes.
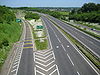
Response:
[0,6,22,68]
[25,12,40,20]
[69,3,100,23]
[69,11,100,23]
[0,6,16,24]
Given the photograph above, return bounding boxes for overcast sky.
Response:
[0,0,100,7]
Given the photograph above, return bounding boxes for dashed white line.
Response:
[61,44,66,52]
[67,54,74,66]
[77,71,80,75]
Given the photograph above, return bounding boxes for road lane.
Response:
[47,15,100,58]
[17,20,34,75]
[42,16,99,75]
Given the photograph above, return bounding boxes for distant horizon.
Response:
[0,0,100,7]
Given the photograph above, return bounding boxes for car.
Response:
[91,28,96,30]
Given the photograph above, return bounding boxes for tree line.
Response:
[25,12,40,20]
[0,6,21,48]
[69,3,100,23]
[0,6,16,24]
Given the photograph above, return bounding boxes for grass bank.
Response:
[0,21,22,69]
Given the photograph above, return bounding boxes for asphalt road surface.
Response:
[41,16,99,75]
[7,20,34,75]
[7,16,99,75]
[46,15,100,58]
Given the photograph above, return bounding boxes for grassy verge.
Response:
[48,17,100,70]
[35,39,48,50]
[0,21,22,70]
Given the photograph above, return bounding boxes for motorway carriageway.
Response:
[47,15,100,58]
[42,16,100,75]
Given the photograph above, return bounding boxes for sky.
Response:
[0,0,100,7]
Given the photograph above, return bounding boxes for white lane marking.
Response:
[67,54,74,66]
[35,53,53,59]
[35,57,54,63]
[13,64,18,69]
[89,41,94,44]
[35,60,55,67]
[34,52,35,62]
[56,64,60,75]
[36,51,52,56]
[37,50,51,54]
[34,67,36,75]
[7,48,18,75]
[77,71,80,75]
[49,69,57,75]
[57,37,61,43]
[61,44,66,52]
[13,61,18,65]
[36,69,45,75]
[11,69,17,73]
[36,64,56,72]
[52,50,56,60]
[49,19,100,75]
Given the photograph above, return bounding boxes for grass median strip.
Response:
[35,39,48,50]
[47,17,100,70]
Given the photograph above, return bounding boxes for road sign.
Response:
[36,25,43,29]
[16,19,22,23]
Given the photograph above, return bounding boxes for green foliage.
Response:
[79,3,98,13]
[0,6,21,69]
[69,11,100,23]
[25,12,40,20]
[69,3,100,23]
[0,6,16,23]
[35,39,48,50]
